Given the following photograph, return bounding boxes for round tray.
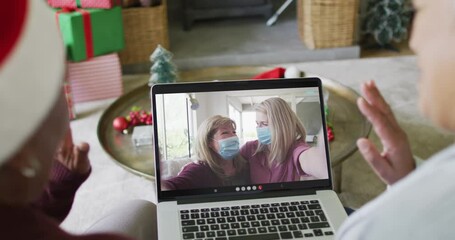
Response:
[98,66,371,180]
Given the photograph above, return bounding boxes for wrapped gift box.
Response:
[67,54,123,103]
[48,0,121,9]
[57,6,125,62]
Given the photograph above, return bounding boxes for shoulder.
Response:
[179,161,212,175]
[240,140,259,155]
[242,140,259,149]
[292,141,310,155]
[338,145,455,239]
[181,161,206,170]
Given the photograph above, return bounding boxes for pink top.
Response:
[240,140,310,184]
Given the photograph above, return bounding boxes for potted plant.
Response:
[362,0,413,51]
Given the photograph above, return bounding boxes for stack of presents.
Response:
[47,0,167,119]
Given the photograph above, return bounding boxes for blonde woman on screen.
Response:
[240,97,328,184]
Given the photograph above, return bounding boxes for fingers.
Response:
[357,97,399,146]
[55,129,74,158]
[357,138,393,185]
[76,142,90,153]
[72,142,91,174]
[361,81,389,114]
[361,81,398,126]
[356,81,415,185]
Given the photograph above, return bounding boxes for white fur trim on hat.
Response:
[0,1,65,165]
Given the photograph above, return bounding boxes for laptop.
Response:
[151,77,347,240]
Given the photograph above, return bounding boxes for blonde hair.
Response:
[194,115,246,179]
[254,97,307,166]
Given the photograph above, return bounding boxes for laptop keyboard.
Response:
[179,200,334,240]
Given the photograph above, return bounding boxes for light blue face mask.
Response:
[257,127,272,145]
[217,136,240,160]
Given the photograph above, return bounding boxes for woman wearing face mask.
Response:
[162,115,249,190]
[240,97,328,184]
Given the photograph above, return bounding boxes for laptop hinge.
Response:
[176,189,317,205]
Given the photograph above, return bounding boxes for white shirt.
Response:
[337,145,455,240]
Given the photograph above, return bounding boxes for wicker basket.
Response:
[297,0,358,49]
[119,0,169,65]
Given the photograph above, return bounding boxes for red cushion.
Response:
[252,67,286,80]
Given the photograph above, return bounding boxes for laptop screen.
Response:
[152,78,332,201]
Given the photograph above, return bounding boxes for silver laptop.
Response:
[151,78,347,240]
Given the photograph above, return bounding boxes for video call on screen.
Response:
[155,87,328,191]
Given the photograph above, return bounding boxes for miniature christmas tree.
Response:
[148,45,178,86]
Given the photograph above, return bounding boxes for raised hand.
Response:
[356,80,415,185]
[54,129,91,174]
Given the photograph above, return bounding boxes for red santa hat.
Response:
[0,0,65,164]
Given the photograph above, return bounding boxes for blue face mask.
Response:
[257,127,272,145]
[217,136,240,160]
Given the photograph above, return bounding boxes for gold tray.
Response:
[98,66,371,180]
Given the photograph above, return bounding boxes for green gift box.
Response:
[57,6,125,62]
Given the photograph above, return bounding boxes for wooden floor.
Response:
[360,39,415,58]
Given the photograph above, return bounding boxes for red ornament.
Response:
[113,116,129,133]
[113,106,153,134]
[327,126,334,142]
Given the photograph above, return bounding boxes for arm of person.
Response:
[161,162,218,191]
[299,130,329,179]
[31,129,91,223]
[161,163,196,191]
[161,178,175,191]
[356,80,415,186]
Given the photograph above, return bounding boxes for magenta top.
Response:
[240,140,310,184]
[162,162,249,190]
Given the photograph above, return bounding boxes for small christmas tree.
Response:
[148,45,178,86]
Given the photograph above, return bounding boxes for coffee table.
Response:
[98,66,371,192]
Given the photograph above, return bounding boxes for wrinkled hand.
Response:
[55,129,91,174]
[356,80,415,185]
